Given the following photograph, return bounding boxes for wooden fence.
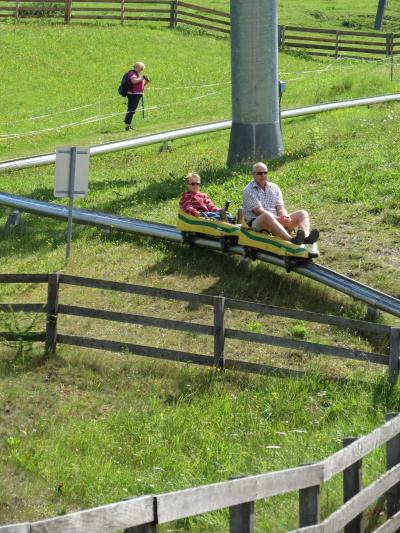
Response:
[2,273,400,531]
[278,25,399,60]
[0,272,399,383]
[0,0,399,59]
[2,411,400,531]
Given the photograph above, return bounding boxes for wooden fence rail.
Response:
[0,272,398,383]
[2,413,400,531]
[0,0,399,58]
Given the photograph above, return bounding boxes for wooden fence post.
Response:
[213,296,225,371]
[229,502,254,533]
[335,31,340,59]
[229,475,254,533]
[389,328,400,386]
[120,0,125,25]
[343,437,363,533]
[15,0,20,19]
[169,0,177,28]
[45,272,60,354]
[281,25,286,50]
[386,412,400,518]
[64,0,72,23]
[299,464,320,527]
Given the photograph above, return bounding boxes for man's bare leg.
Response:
[284,210,310,236]
[254,211,294,241]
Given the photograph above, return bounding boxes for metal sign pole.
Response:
[66,147,77,259]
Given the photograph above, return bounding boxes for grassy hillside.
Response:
[0,10,400,532]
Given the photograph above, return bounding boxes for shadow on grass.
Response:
[141,242,347,314]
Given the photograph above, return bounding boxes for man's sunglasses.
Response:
[256,171,268,175]
[190,182,200,185]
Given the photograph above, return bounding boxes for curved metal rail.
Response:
[1,192,399,318]
[1,93,400,172]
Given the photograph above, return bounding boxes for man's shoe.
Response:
[304,229,320,245]
[219,209,227,222]
[290,229,305,245]
[125,124,132,131]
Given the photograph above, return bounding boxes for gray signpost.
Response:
[54,146,90,259]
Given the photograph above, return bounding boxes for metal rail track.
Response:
[1,93,400,172]
[1,192,399,318]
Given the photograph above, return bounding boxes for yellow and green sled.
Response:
[176,210,241,239]
[238,222,319,259]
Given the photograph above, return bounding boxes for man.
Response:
[124,61,150,131]
[242,162,319,245]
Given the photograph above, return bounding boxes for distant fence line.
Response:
[0,272,399,384]
[0,0,399,60]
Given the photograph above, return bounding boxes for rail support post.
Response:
[213,296,225,371]
[299,463,320,527]
[2,209,21,238]
[45,272,60,355]
[386,412,400,518]
[343,437,363,533]
[389,328,400,386]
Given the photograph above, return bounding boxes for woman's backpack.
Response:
[118,72,130,97]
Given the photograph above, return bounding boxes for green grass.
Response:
[1,10,400,532]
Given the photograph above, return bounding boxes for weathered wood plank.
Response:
[285,25,385,37]
[225,328,388,365]
[0,332,45,341]
[284,35,387,45]
[73,5,168,11]
[156,463,324,523]
[0,523,31,532]
[178,1,229,17]
[324,415,400,480]
[123,15,170,21]
[58,334,214,366]
[59,274,214,305]
[58,304,213,335]
[313,464,400,533]
[175,18,230,33]
[30,496,155,533]
[373,508,400,532]
[178,9,230,25]
[224,299,390,335]
[0,303,45,313]
[0,274,48,284]
[284,42,387,54]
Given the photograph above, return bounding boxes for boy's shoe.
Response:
[290,229,305,245]
[304,229,320,245]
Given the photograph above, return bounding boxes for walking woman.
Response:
[124,61,150,131]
